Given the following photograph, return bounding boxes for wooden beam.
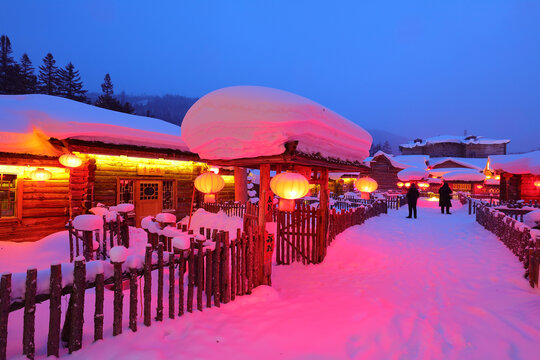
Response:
[257,164,271,286]
[234,167,248,203]
[317,168,329,262]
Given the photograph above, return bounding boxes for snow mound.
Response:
[523,210,540,229]
[178,208,243,240]
[89,207,109,217]
[172,235,191,250]
[109,246,128,263]
[442,169,485,182]
[72,214,103,231]
[110,203,135,213]
[0,94,189,154]
[489,151,540,175]
[181,86,372,162]
[156,213,176,224]
[397,167,427,181]
[140,216,154,229]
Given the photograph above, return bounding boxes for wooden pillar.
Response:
[257,164,271,286]
[318,168,329,262]
[234,167,248,203]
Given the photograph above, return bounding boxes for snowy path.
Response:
[14,200,540,360]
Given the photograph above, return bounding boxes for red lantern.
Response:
[270,172,310,212]
[194,171,225,203]
[354,177,378,200]
[397,182,404,188]
[59,153,82,168]
[476,185,483,190]
[534,180,540,187]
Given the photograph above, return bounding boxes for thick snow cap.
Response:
[489,151,540,175]
[0,94,190,155]
[181,86,372,162]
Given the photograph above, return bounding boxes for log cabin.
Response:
[489,151,540,202]
[399,135,510,158]
[0,94,234,242]
[364,151,428,191]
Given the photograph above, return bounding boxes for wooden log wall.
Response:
[1,228,257,359]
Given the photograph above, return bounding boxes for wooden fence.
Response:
[475,204,540,288]
[276,201,388,265]
[202,202,246,217]
[0,229,256,360]
[67,215,130,263]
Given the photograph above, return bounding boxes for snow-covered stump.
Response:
[110,246,128,337]
[0,274,11,360]
[22,268,37,359]
[46,264,62,358]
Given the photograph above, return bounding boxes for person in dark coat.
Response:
[438,182,453,214]
[406,183,420,219]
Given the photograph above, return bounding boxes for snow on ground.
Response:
[8,199,537,359]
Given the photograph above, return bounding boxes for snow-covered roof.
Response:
[489,151,540,175]
[429,157,487,171]
[441,169,485,182]
[181,86,372,162]
[370,151,428,169]
[0,94,190,156]
[397,167,428,181]
[400,135,510,149]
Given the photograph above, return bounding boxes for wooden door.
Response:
[135,180,162,226]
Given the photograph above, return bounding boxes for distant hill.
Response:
[87,93,198,126]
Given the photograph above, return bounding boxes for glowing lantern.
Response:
[59,153,82,168]
[476,185,484,190]
[354,177,378,200]
[30,168,52,181]
[194,171,225,203]
[209,167,219,174]
[418,182,429,189]
[495,175,501,181]
[397,182,404,188]
[534,180,540,187]
[270,172,310,211]
[405,182,411,188]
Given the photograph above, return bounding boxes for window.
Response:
[140,182,159,200]
[119,179,134,204]
[0,174,17,218]
[162,180,175,210]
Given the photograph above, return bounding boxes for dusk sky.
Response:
[2,0,539,152]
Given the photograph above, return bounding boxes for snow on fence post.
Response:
[23,268,37,359]
[213,233,221,307]
[0,274,11,360]
[94,272,104,341]
[156,243,164,322]
[47,264,62,357]
[143,245,152,327]
[168,253,175,320]
[68,259,85,353]
[129,268,138,331]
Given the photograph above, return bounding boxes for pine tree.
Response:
[38,53,60,95]
[95,73,123,111]
[58,62,87,101]
[18,54,37,94]
[0,35,18,94]
[381,140,393,154]
[369,142,382,156]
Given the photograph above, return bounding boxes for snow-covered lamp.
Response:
[194,171,225,203]
[59,153,83,168]
[30,168,52,181]
[270,172,310,212]
[354,177,378,200]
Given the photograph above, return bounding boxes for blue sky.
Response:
[2,0,539,152]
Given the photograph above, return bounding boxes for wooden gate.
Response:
[276,204,321,265]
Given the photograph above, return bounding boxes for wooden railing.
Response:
[0,229,257,359]
[474,203,540,288]
[201,202,247,217]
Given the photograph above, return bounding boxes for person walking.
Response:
[438,182,453,214]
[406,183,420,219]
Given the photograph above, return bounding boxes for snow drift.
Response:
[181,86,372,162]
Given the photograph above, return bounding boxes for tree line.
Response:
[0,34,133,114]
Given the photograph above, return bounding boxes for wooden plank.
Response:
[0,274,11,360]
[113,262,123,336]
[168,253,175,319]
[206,249,213,308]
[47,264,62,357]
[197,241,204,311]
[143,245,152,326]
[214,234,221,307]
[156,243,164,321]
[178,250,185,316]
[129,268,138,332]
[94,273,104,341]
[23,269,37,359]
[223,232,231,304]
[69,260,85,353]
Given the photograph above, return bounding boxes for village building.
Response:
[0,94,235,242]
[489,151,540,202]
[399,135,509,158]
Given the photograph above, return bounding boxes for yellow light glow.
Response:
[397,182,404,188]
[354,177,378,193]
[0,165,66,179]
[59,153,83,168]
[77,152,205,170]
[195,171,225,194]
[270,172,310,200]
[405,182,411,188]
[30,168,52,181]
[209,167,219,174]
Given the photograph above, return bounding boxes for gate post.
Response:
[257,164,272,286]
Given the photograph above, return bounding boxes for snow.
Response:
[156,212,177,224]
[370,151,428,170]
[89,206,109,217]
[397,167,428,181]
[0,94,189,155]
[17,200,536,360]
[109,246,128,263]
[489,150,540,175]
[172,235,191,250]
[441,169,485,182]
[178,208,243,240]
[140,216,154,229]
[72,214,103,231]
[181,86,372,162]
[428,157,488,170]
[400,135,510,148]
[523,210,540,229]
[109,203,135,213]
